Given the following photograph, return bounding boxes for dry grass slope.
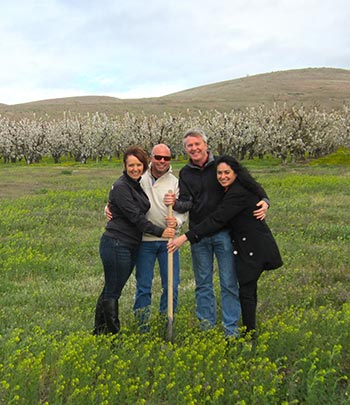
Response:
[1,67,349,119]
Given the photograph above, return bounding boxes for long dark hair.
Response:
[216,155,266,196]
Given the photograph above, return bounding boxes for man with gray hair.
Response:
[165,128,268,337]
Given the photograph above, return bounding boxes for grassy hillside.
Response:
[0,67,349,119]
[163,67,350,109]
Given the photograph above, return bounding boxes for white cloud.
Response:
[0,0,349,104]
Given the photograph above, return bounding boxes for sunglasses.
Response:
[152,155,171,161]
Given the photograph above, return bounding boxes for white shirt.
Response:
[141,165,187,241]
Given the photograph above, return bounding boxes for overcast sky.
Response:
[1,0,349,105]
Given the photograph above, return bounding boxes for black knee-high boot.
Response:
[102,298,120,334]
[92,293,107,335]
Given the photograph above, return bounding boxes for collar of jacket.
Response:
[187,151,215,170]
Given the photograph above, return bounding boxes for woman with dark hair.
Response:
[168,155,283,336]
[93,145,175,335]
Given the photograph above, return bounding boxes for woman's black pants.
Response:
[239,279,258,334]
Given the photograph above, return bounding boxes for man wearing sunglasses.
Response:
[132,144,187,331]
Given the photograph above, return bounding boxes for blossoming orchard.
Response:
[1,104,349,164]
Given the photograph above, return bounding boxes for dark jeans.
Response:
[99,234,138,299]
[239,279,258,333]
[190,230,240,337]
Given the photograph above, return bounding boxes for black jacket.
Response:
[174,153,228,227]
[104,172,164,247]
[186,180,283,284]
[175,153,269,229]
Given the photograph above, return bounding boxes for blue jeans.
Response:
[190,229,241,336]
[99,234,138,299]
[133,241,180,322]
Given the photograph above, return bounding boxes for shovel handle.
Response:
[167,190,174,341]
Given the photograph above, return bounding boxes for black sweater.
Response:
[104,172,164,247]
[174,153,225,227]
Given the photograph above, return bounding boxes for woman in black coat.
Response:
[93,146,175,335]
[168,155,283,336]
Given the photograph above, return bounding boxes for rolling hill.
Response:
[0,67,349,119]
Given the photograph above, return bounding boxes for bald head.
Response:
[151,144,171,156]
[150,143,172,178]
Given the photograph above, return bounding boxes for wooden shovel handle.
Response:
[167,190,174,341]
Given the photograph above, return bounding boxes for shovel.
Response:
[166,191,174,342]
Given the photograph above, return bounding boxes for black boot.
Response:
[92,293,107,335]
[102,299,120,334]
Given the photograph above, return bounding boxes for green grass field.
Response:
[1,153,349,404]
